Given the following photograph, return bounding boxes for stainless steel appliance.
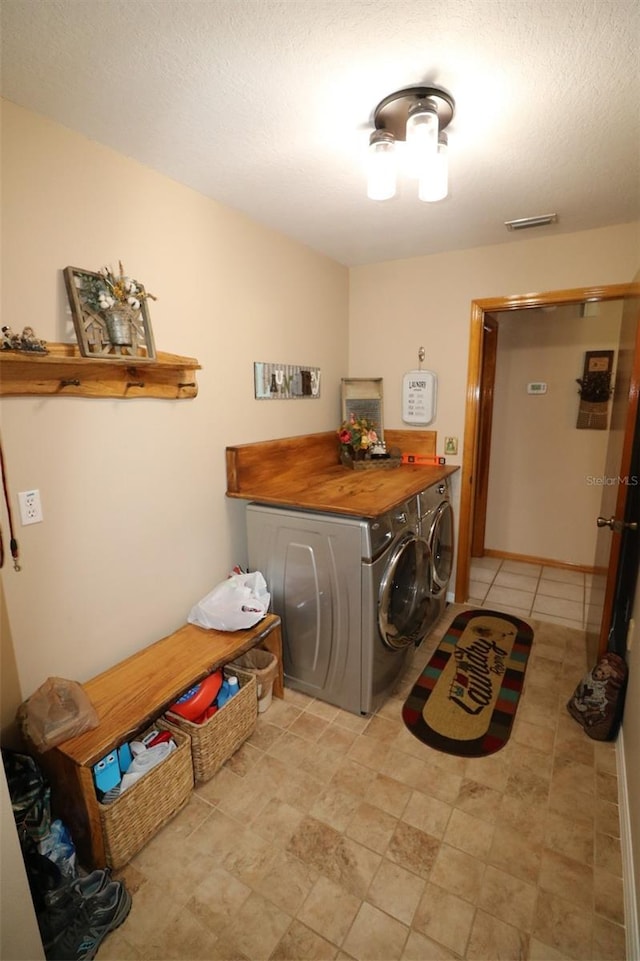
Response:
[417,479,455,632]
[246,498,435,715]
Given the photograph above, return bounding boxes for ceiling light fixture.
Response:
[367,85,455,203]
[504,214,558,231]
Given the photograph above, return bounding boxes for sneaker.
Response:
[46,881,132,961]
[46,868,111,910]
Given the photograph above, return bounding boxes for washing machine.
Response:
[246,498,435,715]
[417,479,455,632]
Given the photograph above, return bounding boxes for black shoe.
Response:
[46,881,132,961]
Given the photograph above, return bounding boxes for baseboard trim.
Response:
[617,728,639,961]
[481,548,598,575]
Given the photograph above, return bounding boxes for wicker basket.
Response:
[164,667,257,783]
[98,726,193,869]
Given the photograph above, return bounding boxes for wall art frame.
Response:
[254,362,321,399]
[63,266,156,361]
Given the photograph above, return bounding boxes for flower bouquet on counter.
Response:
[337,414,399,470]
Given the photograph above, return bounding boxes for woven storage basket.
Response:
[164,666,257,783]
[98,726,193,869]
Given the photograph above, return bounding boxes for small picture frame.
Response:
[63,266,156,360]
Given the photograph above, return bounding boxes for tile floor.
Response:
[468,557,606,635]
[97,605,626,961]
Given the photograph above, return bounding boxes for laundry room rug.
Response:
[402,609,534,757]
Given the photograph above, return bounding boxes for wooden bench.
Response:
[42,614,283,868]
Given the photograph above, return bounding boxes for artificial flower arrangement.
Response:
[83,262,157,315]
[337,413,379,453]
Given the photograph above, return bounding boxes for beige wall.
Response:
[0,101,348,694]
[485,303,623,566]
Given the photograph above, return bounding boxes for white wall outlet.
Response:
[18,490,43,525]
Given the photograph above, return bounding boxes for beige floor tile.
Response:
[342,901,409,960]
[185,866,251,933]
[477,864,538,932]
[330,758,377,798]
[596,799,621,839]
[366,772,412,817]
[537,577,584,601]
[401,790,453,840]
[465,909,530,961]
[251,796,304,844]
[591,915,627,961]
[454,778,503,824]
[412,882,475,956]
[317,723,359,754]
[254,848,320,914]
[386,820,441,880]
[219,890,291,960]
[485,584,535,611]
[366,858,426,926]
[595,831,622,878]
[347,731,392,769]
[324,835,382,898]
[544,809,594,866]
[538,849,594,910]
[289,711,331,742]
[310,787,361,832]
[488,820,542,885]
[429,842,485,903]
[594,867,625,925]
[144,908,225,960]
[442,806,494,860]
[345,800,398,854]
[532,889,593,960]
[271,920,338,960]
[400,929,459,960]
[494,569,540,592]
[296,875,360,946]
[541,566,585,585]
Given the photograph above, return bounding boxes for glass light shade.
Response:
[418,133,448,202]
[367,131,396,200]
[405,100,438,177]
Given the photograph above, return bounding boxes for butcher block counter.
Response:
[226,430,458,517]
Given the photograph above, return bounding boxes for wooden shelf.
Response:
[0,343,201,399]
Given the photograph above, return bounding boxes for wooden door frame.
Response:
[454,282,640,605]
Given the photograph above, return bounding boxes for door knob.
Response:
[597,516,638,532]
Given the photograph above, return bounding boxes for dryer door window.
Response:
[429,501,454,592]
[378,534,433,650]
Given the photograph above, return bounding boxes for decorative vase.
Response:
[104,308,134,347]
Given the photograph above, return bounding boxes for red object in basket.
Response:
[168,670,223,722]
[192,704,219,725]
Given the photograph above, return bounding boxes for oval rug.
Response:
[402,608,534,757]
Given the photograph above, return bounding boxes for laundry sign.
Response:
[402,369,437,425]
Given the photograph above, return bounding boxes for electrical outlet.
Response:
[18,490,43,526]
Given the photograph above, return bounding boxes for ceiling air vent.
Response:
[504,213,558,231]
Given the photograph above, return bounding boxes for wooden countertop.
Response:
[226,431,459,517]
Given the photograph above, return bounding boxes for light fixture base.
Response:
[373,85,455,141]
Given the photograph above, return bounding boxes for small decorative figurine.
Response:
[1,325,48,353]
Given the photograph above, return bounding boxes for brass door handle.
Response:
[597,516,638,532]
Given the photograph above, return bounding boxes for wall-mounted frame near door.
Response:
[456,281,640,662]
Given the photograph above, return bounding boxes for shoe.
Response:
[46,880,132,961]
[71,869,112,900]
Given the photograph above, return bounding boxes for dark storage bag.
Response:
[566,651,628,740]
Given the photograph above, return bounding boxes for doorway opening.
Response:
[455,283,640,657]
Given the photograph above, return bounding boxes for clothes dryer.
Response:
[417,479,455,635]
[246,498,435,715]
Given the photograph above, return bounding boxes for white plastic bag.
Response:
[188,571,270,631]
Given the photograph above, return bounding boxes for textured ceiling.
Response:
[1,0,639,266]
